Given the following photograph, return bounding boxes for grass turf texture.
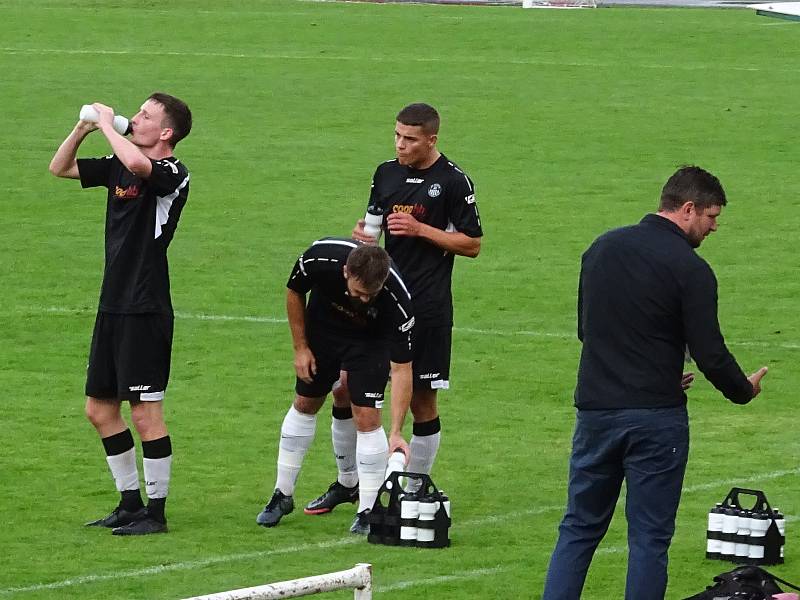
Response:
[2,0,799,598]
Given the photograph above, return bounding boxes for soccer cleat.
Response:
[111,515,168,536]
[349,509,370,535]
[85,506,147,528]
[304,481,358,515]
[256,489,294,527]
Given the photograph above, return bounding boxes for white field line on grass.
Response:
[3,468,797,596]
[379,566,505,593]
[0,46,776,73]
[30,306,800,350]
[0,508,542,597]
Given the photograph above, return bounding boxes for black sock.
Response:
[147,497,167,523]
[121,489,145,512]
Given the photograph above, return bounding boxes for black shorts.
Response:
[296,328,390,408]
[411,324,451,391]
[85,312,174,402]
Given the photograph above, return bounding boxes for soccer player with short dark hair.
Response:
[256,239,415,535]
[305,103,483,515]
[49,93,192,536]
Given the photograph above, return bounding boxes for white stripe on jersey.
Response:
[447,160,474,192]
[388,267,411,299]
[296,256,341,279]
[311,239,358,250]
[387,290,409,319]
[154,173,190,239]
[302,257,340,267]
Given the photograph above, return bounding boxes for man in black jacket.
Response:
[542,166,768,600]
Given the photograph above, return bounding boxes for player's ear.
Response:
[342,265,349,280]
[679,201,696,220]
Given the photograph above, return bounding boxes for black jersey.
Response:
[286,238,414,363]
[78,155,190,315]
[368,153,482,326]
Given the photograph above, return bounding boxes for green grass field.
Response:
[2,0,799,598]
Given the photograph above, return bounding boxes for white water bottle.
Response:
[384,450,406,490]
[363,205,383,241]
[734,510,752,560]
[748,512,769,561]
[400,492,419,542]
[79,104,131,135]
[416,495,437,542]
[706,503,724,559]
[773,508,786,559]
[720,507,738,559]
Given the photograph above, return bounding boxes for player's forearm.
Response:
[286,289,309,351]
[97,122,152,178]
[388,361,412,435]
[419,226,481,258]
[49,125,92,179]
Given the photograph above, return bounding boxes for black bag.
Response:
[682,565,799,600]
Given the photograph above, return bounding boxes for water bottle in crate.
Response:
[705,488,785,566]
[367,471,451,549]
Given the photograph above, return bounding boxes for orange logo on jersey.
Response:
[114,185,140,199]
[392,204,427,219]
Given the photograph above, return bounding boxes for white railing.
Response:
[180,563,373,600]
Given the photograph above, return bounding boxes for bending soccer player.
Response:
[306,103,482,515]
[256,239,414,535]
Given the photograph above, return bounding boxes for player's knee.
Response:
[85,397,118,428]
[351,406,381,432]
[130,406,166,438]
[332,382,351,407]
[293,395,325,415]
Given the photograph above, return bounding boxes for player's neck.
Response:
[410,150,441,171]
[137,140,174,161]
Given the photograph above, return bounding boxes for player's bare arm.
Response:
[387,360,412,460]
[286,289,316,383]
[49,121,96,179]
[93,103,153,178]
[386,212,481,257]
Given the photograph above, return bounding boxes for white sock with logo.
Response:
[356,427,389,513]
[143,456,172,499]
[275,406,317,496]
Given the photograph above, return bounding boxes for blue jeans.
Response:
[542,407,689,600]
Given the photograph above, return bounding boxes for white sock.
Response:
[143,456,172,499]
[356,427,389,513]
[408,431,441,476]
[106,448,140,492]
[332,415,358,488]
[275,406,317,496]
[407,431,441,492]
